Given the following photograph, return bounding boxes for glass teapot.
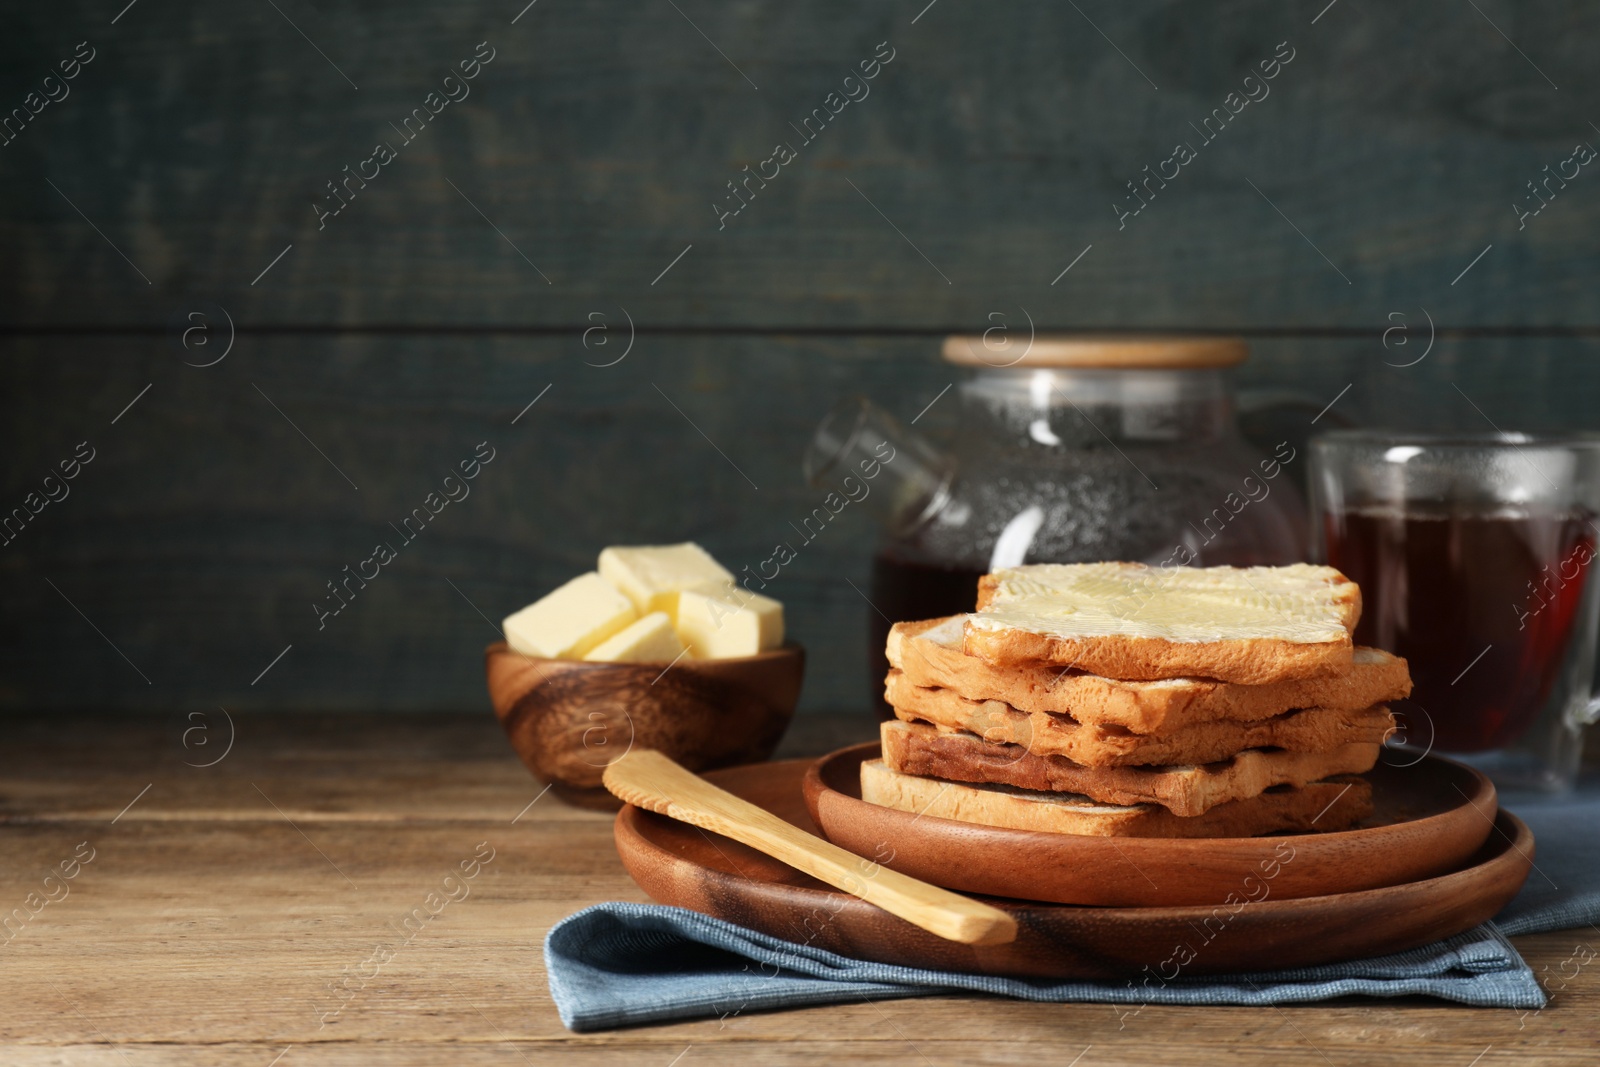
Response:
[803,335,1311,712]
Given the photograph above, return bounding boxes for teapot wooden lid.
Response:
[942,334,1248,368]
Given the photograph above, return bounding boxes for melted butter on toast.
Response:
[969,563,1353,645]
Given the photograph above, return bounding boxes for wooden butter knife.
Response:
[603,748,1018,946]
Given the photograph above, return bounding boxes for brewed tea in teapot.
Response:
[804,335,1310,714]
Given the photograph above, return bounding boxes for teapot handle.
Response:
[803,395,956,535]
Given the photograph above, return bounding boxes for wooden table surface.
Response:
[3,712,1596,1066]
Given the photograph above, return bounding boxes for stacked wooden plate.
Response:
[612,744,1533,979]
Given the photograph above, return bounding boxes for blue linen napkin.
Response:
[545,789,1600,1032]
[1490,787,1600,938]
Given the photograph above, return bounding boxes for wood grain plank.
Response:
[1,333,1596,714]
[0,713,875,821]
[2,1,1598,327]
[1,714,1595,1062]
[0,820,1592,1058]
[6,831,1593,1055]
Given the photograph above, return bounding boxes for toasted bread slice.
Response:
[860,759,1373,837]
[880,718,1381,816]
[885,670,1395,768]
[891,616,1411,733]
[964,562,1361,683]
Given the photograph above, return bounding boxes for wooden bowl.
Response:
[484,641,804,809]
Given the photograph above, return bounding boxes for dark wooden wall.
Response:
[3,0,1599,714]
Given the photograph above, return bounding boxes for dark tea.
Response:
[868,553,985,719]
[1324,506,1597,752]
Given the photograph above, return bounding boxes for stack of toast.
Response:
[865,562,1413,838]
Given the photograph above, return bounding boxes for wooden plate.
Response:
[613,758,1532,980]
[803,743,1498,906]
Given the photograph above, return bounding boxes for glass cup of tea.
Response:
[1310,431,1600,791]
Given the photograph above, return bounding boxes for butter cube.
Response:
[583,611,686,663]
[675,584,784,658]
[598,542,734,618]
[503,572,637,659]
